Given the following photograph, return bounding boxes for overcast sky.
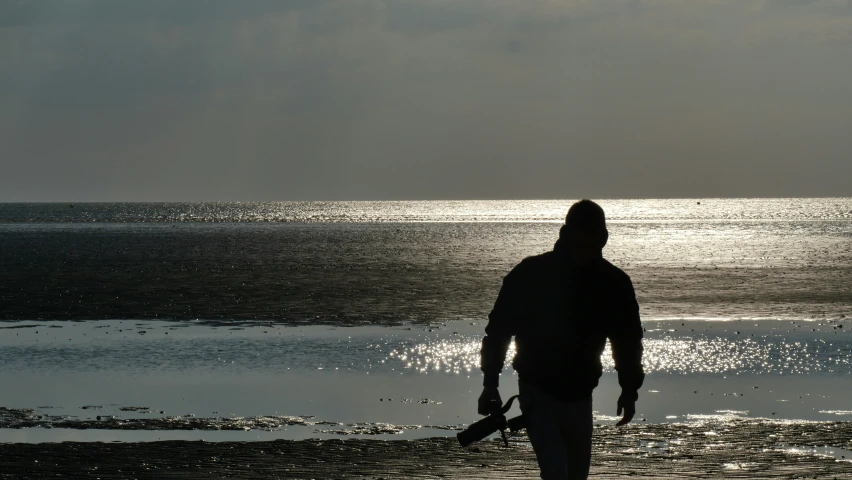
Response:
[1,0,851,201]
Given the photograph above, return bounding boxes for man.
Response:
[478,199,644,480]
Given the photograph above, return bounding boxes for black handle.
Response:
[457,414,503,447]
[457,395,524,447]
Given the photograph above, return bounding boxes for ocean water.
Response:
[2,198,851,323]
[1,199,851,442]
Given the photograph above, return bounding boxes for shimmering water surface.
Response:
[1,199,851,442]
[3,198,852,223]
[1,319,851,442]
[2,199,851,323]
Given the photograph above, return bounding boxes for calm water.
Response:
[1,199,851,441]
[1,199,851,323]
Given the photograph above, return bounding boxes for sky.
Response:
[1,0,851,201]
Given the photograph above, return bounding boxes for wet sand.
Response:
[2,421,851,479]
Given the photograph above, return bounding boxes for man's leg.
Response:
[557,395,593,480]
[519,381,569,480]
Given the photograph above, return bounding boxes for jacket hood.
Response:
[553,224,604,267]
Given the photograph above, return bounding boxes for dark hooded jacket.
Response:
[480,241,644,402]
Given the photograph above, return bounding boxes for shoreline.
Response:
[3,318,852,445]
[2,422,852,479]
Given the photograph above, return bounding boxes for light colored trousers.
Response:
[518,381,594,480]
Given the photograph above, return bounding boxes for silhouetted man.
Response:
[478,199,644,480]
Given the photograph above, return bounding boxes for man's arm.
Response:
[477,264,526,414]
[608,274,644,425]
[480,265,525,388]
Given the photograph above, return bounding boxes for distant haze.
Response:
[2,0,851,201]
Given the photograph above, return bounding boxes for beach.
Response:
[2,421,852,479]
[2,319,852,478]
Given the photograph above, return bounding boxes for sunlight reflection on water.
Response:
[2,320,849,376]
[387,327,852,376]
[3,198,852,223]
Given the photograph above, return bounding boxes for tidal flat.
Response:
[2,420,852,479]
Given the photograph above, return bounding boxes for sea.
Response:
[1,199,851,444]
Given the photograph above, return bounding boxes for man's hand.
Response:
[478,387,503,415]
[616,395,635,426]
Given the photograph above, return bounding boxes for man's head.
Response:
[559,199,608,267]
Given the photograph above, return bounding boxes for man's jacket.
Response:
[480,248,645,402]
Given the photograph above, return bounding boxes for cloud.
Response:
[1,0,851,200]
[0,0,326,27]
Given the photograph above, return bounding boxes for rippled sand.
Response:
[2,421,851,479]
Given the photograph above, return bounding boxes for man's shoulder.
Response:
[508,253,634,285]
[515,251,558,271]
[598,259,634,287]
[599,258,628,276]
[505,251,557,279]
